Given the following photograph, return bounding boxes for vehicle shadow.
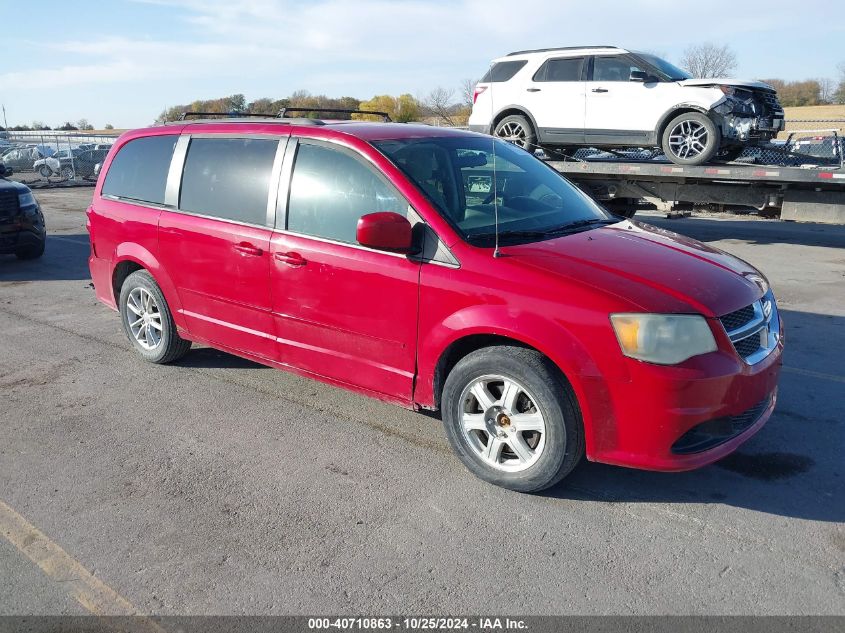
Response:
[547,307,844,523]
[0,232,91,282]
[176,346,265,370]
[640,214,845,249]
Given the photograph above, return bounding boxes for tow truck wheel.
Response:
[662,112,720,166]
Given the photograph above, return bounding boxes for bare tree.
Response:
[459,78,477,109]
[422,87,457,125]
[680,43,738,78]
[818,77,836,104]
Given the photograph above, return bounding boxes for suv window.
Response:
[480,61,528,83]
[179,137,278,226]
[533,57,585,82]
[287,142,406,244]
[102,135,177,205]
[593,56,644,82]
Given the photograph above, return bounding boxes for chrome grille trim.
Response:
[720,291,780,365]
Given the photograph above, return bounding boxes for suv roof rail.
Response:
[279,107,392,122]
[506,45,620,56]
[179,111,278,120]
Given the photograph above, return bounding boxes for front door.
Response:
[158,135,285,361]
[269,139,421,401]
[584,54,676,144]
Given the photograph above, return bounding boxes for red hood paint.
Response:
[501,220,765,317]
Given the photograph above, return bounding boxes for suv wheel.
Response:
[38,165,52,178]
[661,112,720,166]
[60,166,75,180]
[441,346,584,492]
[119,270,191,364]
[494,115,537,152]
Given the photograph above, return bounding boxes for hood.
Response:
[679,78,775,92]
[0,179,31,194]
[504,220,766,317]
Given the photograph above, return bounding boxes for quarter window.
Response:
[179,137,278,226]
[286,142,406,244]
[101,135,177,205]
[480,61,528,83]
[533,57,585,82]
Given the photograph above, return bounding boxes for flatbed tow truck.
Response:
[544,132,845,223]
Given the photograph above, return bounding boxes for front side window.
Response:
[286,142,406,244]
[593,56,644,82]
[533,57,584,82]
[179,137,278,226]
[375,136,615,246]
[102,135,177,205]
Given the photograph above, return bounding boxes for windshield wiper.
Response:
[466,218,619,244]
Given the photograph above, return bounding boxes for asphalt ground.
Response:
[0,188,843,615]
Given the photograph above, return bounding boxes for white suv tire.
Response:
[494,115,537,152]
[661,112,721,166]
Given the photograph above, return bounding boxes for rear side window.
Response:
[286,142,405,244]
[179,137,278,226]
[480,61,528,83]
[102,135,177,205]
[533,57,585,82]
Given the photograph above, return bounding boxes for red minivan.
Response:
[88,114,783,491]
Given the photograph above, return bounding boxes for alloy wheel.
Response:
[459,375,547,472]
[496,121,529,149]
[668,119,709,159]
[126,287,163,350]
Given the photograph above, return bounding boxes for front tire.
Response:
[38,165,53,178]
[15,239,45,260]
[661,112,720,166]
[494,115,537,152]
[119,270,191,364]
[441,346,584,492]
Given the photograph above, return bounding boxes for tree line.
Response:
[681,43,845,106]
[1,119,114,132]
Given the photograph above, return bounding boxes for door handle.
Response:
[591,88,609,93]
[274,251,307,267]
[233,242,263,256]
[526,88,541,92]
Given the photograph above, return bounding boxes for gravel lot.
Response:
[0,188,843,615]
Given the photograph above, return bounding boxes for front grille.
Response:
[0,190,18,220]
[758,91,783,115]
[719,292,779,364]
[720,305,755,332]
[672,395,772,455]
[734,334,762,358]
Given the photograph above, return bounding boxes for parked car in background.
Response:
[1,145,54,172]
[469,45,785,166]
[0,163,46,259]
[88,117,782,492]
[34,148,109,179]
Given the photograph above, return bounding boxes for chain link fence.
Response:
[0,131,119,188]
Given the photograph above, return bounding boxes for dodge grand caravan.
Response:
[88,115,783,492]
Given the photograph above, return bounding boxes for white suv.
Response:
[468,46,785,166]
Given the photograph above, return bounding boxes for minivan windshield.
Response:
[374,136,616,246]
[633,53,692,81]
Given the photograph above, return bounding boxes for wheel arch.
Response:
[491,106,540,137]
[655,103,712,143]
[111,243,187,330]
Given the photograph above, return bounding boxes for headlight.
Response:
[610,314,717,365]
[18,192,36,208]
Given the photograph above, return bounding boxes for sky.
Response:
[1,0,843,129]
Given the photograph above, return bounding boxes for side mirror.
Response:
[356,212,413,253]
[0,164,10,177]
[630,70,652,82]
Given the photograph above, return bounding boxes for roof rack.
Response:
[179,111,278,120]
[279,107,392,122]
[506,45,620,56]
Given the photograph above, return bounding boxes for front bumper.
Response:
[584,322,783,472]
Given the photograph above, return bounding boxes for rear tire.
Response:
[661,112,720,166]
[441,346,584,492]
[119,270,191,364]
[494,115,537,152]
[15,239,45,260]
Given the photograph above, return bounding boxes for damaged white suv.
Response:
[468,46,785,166]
